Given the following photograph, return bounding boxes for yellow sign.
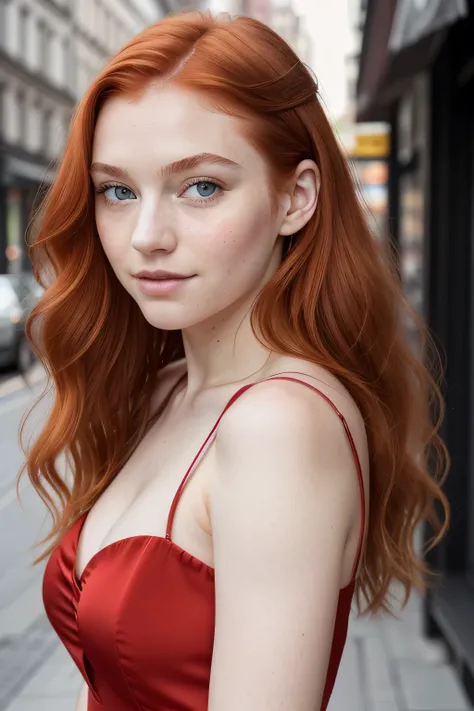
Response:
[351,133,390,158]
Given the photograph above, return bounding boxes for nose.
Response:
[130,197,177,255]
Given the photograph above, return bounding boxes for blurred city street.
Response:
[1,0,474,708]
[0,370,471,711]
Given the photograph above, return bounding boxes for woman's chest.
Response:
[75,408,221,581]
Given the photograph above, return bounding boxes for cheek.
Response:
[200,204,275,279]
[95,207,130,265]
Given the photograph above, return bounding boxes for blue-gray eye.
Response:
[196,182,216,197]
[103,186,136,202]
[185,181,219,199]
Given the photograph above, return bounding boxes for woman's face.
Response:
[91,83,290,331]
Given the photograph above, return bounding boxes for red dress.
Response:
[43,376,365,710]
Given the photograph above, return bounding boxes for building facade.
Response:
[73,0,163,101]
[241,0,313,67]
[339,0,390,248]
[0,0,74,273]
[271,2,298,51]
[356,0,474,702]
[344,0,367,118]
[271,1,312,67]
[0,0,171,275]
[206,0,245,13]
[241,0,272,25]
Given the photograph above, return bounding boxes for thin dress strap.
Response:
[165,376,366,581]
[165,381,256,540]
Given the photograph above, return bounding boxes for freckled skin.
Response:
[91,84,288,332]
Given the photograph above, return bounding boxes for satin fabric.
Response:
[43,376,365,710]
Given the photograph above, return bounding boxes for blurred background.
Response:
[0,0,473,710]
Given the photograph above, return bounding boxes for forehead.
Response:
[92,83,263,170]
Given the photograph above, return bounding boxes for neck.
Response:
[180,300,272,395]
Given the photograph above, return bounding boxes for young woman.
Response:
[21,11,449,711]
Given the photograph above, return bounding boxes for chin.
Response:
[137,302,206,331]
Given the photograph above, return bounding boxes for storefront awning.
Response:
[1,154,56,187]
[389,0,468,52]
[356,0,469,121]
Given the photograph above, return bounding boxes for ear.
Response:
[278,160,320,236]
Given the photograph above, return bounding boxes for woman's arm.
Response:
[209,379,366,711]
[74,682,88,711]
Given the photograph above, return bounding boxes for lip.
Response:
[133,270,191,280]
[132,270,195,296]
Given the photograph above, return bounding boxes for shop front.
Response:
[346,124,391,245]
[0,149,54,274]
[357,0,474,701]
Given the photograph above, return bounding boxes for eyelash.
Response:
[180,177,224,204]
[95,182,131,207]
[95,178,225,207]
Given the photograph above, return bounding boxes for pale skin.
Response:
[73,82,370,711]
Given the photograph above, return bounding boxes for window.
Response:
[62,36,70,86]
[32,99,42,152]
[37,20,53,76]
[62,37,77,93]
[116,21,126,49]
[110,18,117,49]
[46,27,54,75]
[18,6,30,56]
[62,116,70,145]
[104,8,112,50]
[0,2,6,47]
[37,20,45,70]
[88,63,96,87]
[42,108,52,156]
[0,83,5,140]
[90,0,97,38]
[16,91,26,145]
[96,2,104,43]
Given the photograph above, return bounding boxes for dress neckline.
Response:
[71,508,356,596]
[70,373,365,595]
[72,510,215,590]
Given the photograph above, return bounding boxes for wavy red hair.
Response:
[20,10,449,614]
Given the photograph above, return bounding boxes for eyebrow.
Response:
[90,153,242,179]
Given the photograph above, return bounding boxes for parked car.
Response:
[0,272,42,372]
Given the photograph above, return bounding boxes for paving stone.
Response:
[348,611,384,639]
[381,616,449,665]
[328,637,365,711]
[364,635,400,709]
[5,696,76,711]
[397,660,472,710]
[0,582,45,637]
[19,645,83,697]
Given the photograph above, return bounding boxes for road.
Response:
[0,366,71,711]
[0,367,471,711]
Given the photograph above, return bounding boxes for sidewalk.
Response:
[0,362,45,400]
[4,584,472,711]
[329,583,472,711]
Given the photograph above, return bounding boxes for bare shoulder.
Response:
[208,362,369,711]
[213,358,369,566]
[219,357,368,465]
[268,356,365,431]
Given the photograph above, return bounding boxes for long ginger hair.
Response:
[20,11,449,614]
